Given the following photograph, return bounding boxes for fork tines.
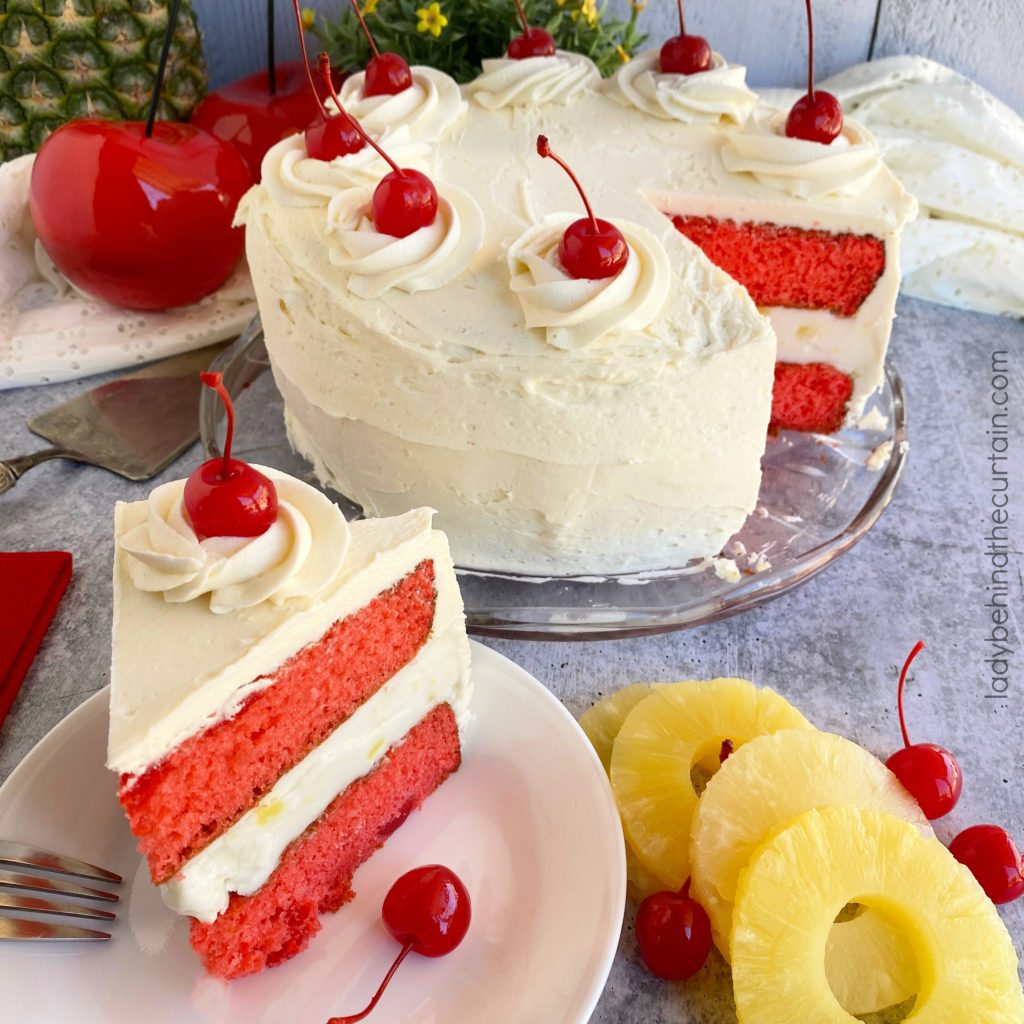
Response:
[0,840,122,941]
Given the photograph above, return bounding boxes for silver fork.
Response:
[0,840,122,941]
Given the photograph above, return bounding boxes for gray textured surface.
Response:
[0,295,1021,1016]
[192,0,1024,111]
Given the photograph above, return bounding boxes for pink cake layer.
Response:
[189,701,462,979]
[119,560,437,885]
[770,362,855,434]
[669,215,887,317]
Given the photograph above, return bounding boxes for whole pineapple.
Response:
[0,0,208,163]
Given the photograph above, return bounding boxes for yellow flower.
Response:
[572,0,598,27]
[617,44,631,63]
[630,0,647,11]
[416,1,448,36]
[362,0,379,12]
[300,6,315,30]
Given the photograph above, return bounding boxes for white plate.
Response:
[0,642,625,1023]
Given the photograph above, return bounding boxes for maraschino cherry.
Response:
[635,878,712,981]
[949,825,1024,905]
[660,0,711,75]
[289,0,365,160]
[319,55,437,238]
[183,373,278,541]
[536,135,628,280]
[884,642,963,820]
[785,0,843,144]
[29,0,250,310]
[349,0,413,97]
[507,0,556,59]
[327,865,471,1023]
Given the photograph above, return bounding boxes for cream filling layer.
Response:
[159,623,471,923]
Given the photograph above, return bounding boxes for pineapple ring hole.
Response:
[825,899,920,1022]
[688,736,732,796]
[833,902,865,923]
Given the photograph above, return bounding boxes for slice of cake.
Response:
[108,466,472,979]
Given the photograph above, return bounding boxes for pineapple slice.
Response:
[690,729,931,1014]
[578,683,670,902]
[579,682,662,774]
[731,806,1024,1023]
[610,679,812,891]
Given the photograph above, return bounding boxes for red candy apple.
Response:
[28,1,252,311]
[191,59,326,181]
[29,119,251,311]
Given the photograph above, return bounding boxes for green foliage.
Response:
[310,0,648,84]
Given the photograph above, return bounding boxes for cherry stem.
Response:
[679,877,692,899]
[804,0,816,101]
[144,0,183,139]
[291,0,326,120]
[513,0,531,33]
[896,640,926,749]
[200,372,235,480]
[318,54,401,174]
[676,0,686,36]
[327,940,415,1023]
[350,0,381,59]
[536,135,598,233]
[267,0,277,95]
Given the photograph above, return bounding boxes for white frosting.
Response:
[507,214,670,349]
[721,110,883,199]
[468,51,599,108]
[606,48,757,125]
[160,624,470,922]
[815,56,1024,317]
[260,126,432,208]
[118,468,350,613]
[109,504,467,775]
[325,184,485,298]
[338,65,466,142]
[0,154,257,390]
[240,78,914,575]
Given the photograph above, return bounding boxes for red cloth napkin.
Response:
[0,551,72,728]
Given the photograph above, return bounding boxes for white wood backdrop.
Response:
[193,0,1024,113]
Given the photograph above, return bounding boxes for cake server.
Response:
[0,335,242,496]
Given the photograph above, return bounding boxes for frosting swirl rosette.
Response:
[120,468,350,613]
[468,52,599,109]
[324,184,484,298]
[721,110,883,199]
[260,126,431,208]
[507,213,671,349]
[606,48,757,125]
[338,65,466,142]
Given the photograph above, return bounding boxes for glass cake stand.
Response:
[200,319,909,640]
